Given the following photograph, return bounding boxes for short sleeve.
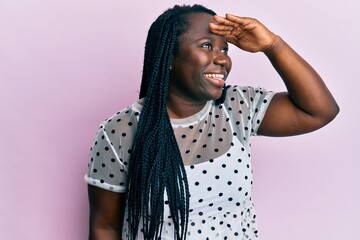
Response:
[84,126,128,193]
[224,85,275,138]
[85,104,140,192]
[245,86,275,136]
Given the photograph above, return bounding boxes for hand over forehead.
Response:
[209,14,277,53]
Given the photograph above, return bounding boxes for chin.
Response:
[210,90,223,101]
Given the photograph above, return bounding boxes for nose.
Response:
[213,52,229,68]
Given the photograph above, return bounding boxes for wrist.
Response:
[263,35,284,56]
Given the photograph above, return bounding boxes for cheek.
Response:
[197,53,211,63]
[185,54,211,76]
[186,54,207,70]
[227,57,232,73]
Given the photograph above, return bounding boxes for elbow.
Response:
[329,102,340,121]
[308,100,340,131]
[321,102,340,126]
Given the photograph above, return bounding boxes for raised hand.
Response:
[209,14,278,53]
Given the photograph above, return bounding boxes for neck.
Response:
[166,95,208,119]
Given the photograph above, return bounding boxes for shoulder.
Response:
[100,100,142,131]
[226,85,270,99]
[224,85,274,107]
[93,100,143,147]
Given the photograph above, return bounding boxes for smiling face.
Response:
[169,13,232,105]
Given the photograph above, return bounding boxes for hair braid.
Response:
[127,4,219,240]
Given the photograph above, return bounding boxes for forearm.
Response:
[89,226,121,240]
[264,36,339,121]
[87,185,127,240]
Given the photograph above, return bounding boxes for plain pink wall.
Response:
[1,0,358,239]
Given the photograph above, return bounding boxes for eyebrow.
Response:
[195,36,229,46]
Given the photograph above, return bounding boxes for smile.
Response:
[203,73,226,88]
[203,73,225,80]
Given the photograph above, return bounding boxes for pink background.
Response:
[1,0,358,239]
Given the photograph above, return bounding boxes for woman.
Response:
[85,4,339,240]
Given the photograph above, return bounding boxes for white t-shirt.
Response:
[85,85,275,239]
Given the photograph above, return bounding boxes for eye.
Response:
[221,47,229,55]
[201,43,212,50]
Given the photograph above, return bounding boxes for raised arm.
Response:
[209,14,339,136]
[88,185,127,240]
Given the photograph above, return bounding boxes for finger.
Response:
[209,26,235,38]
[224,35,238,45]
[212,15,227,24]
[209,28,229,36]
[213,15,240,28]
[209,22,236,32]
[225,14,251,26]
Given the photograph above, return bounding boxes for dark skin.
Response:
[167,14,232,118]
[209,14,339,136]
[88,185,126,240]
[88,13,339,239]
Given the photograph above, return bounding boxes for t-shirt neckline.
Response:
[170,101,212,128]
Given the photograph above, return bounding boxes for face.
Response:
[169,13,232,104]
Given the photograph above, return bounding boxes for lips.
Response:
[204,73,226,87]
[204,73,225,80]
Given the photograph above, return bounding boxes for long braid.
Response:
[145,22,178,238]
[128,16,175,239]
[127,5,223,240]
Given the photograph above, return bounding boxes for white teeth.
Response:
[204,73,225,79]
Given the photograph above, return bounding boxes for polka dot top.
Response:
[85,85,275,239]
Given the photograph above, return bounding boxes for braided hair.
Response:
[127,4,227,240]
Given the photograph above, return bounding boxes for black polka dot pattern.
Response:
[84,104,141,192]
[175,137,259,239]
[85,86,274,239]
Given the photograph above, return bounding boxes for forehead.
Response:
[177,12,227,48]
[183,13,215,36]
